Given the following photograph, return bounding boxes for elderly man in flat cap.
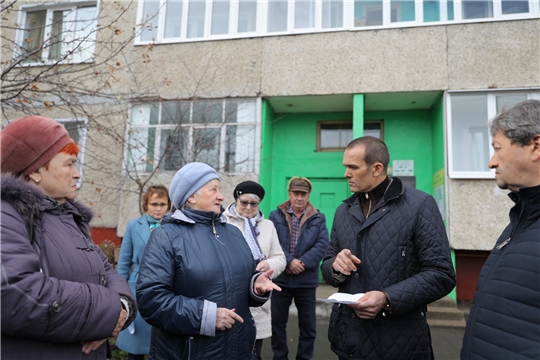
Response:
[269,177,329,360]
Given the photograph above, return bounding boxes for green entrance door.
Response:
[308,177,351,234]
[307,177,351,283]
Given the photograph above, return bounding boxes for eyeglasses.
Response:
[238,200,260,208]
[148,203,168,208]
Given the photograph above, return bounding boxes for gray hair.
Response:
[490,99,540,146]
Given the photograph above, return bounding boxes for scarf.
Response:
[147,214,160,232]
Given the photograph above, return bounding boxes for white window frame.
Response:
[124,98,261,175]
[446,89,540,179]
[14,1,99,66]
[134,0,539,44]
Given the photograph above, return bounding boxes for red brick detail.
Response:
[90,227,121,246]
[455,250,489,301]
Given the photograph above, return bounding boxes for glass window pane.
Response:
[128,127,156,172]
[451,95,489,172]
[238,0,257,32]
[495,94,527,113]
[192,128,220,168]
[165,0,183,38]
[23,10,46,62]
[355,0,382,27]
[320,124,353,148]
[48,11,65,61]
[267,0,288,32]
[462,0,493,19]
[162,102,190,124]
[322,0,343,28]
[159,128,189,170]
[423,0,440,22]
[141,0,160,41]
[447,0,454,20]
[131,104,159,125]
[193,100,223,124]
[226,124,255,172]
[74,6,97,62]
[502,0,528,14]
[391,0,415,22]
[295,0,315,29]
[187,0,206,38]
[211,0,230,34]
[225,99,239,123]
[320,128,340,147]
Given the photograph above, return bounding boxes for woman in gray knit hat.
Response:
[137,162,281,360]
[1,115,136,360]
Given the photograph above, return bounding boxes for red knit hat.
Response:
[1,115,75,177]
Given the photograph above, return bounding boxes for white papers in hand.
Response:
[317,292,365,304]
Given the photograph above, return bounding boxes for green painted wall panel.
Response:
[366,109,434,194]
[260,99,275,217]
[267,111,353,212]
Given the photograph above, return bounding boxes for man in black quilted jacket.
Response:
[461,100,540,360]
[321,136,455,360]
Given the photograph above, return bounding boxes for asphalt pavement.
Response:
[261,284,465,360]
[261,316,464,360]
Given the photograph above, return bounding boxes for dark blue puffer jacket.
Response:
[136,208,268,360]
[461,185,540,360]
[321,177,455,360]
[269,202,329,289]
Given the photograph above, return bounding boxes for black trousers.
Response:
[271,286,317,360]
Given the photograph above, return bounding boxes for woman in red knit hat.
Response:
[1,115,136,360]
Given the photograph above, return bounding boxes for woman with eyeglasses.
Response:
[224,181,286,360]
[116,185,171,360]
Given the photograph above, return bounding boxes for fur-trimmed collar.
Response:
[1,173,94,225]
[276,200,319,220]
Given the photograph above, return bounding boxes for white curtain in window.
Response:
[165,0,183,38]
[141,1,160,41]
[234,102,256,173]
[129,106,152,172]
[73,6,97,62]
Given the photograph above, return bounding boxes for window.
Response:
[447,90,539,179]
[127,99,260,174]
[267,0,288,32]
[317,120,382,151]
[322,0,344,28]
[135,0,537,43]
[16,2,97,64]
[462,0,493,19]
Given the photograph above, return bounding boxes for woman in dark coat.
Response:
[0,115,136,360]
[136,162,281,360]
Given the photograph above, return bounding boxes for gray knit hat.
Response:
[169,162,220,208]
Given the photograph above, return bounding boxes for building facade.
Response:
[2,0,539,301]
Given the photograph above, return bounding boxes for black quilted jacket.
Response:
[461,184,540,360]
[321,177,455,360]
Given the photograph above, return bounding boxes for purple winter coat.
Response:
[1,174,136,360]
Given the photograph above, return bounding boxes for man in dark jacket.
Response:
[269,177,329,360]
[461,100,540,360]
[321,136,455,360]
